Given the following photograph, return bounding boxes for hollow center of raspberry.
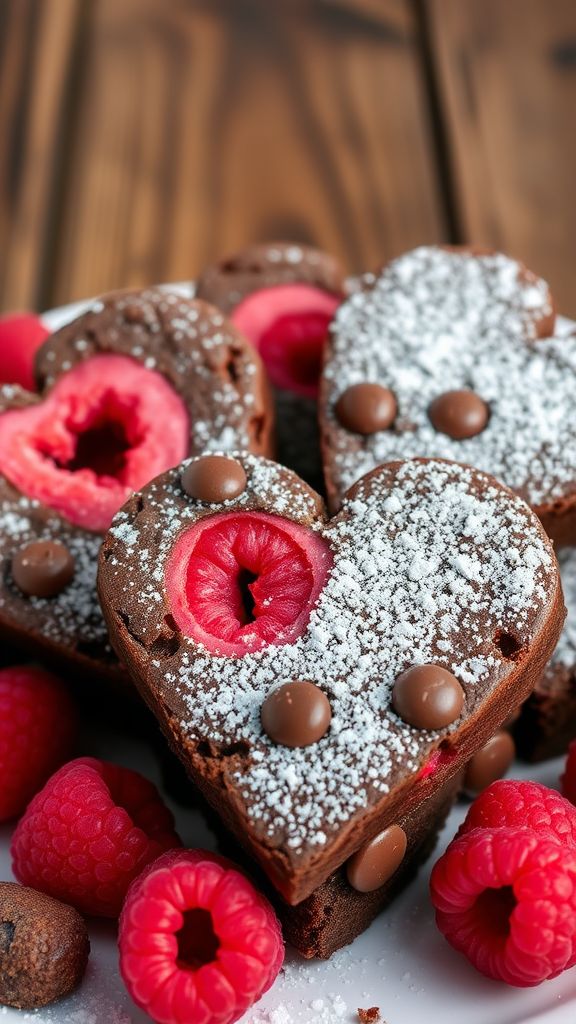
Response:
[474,886,516,942]
[237,568,258,624]
[0,354,189,532]
[176,908,220,970]
[166,511,332,656]
[43,396,139,479]
[258,312,329,396]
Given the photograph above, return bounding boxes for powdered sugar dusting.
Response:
[103,455,556,859]
[0,494,110,654]
[323,247,576,506]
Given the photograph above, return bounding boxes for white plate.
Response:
[0,296,574,1023]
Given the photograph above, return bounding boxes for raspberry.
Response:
[232,284,340,397]
[430,825,576,986]
[561,740,576,807]
[11,757,180,917]
[0,312,49,390]
[0,666,76,821]
[0,353,189,531]
[459,779,576,847]
[119,848,284,1024]
[166,511,331,656]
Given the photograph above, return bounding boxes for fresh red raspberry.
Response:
[231,283,340,397]
[0,665,76,821]
[11,757,180,917]
[119,848,284,1024]
[561,740,576,807]
[0,353,189,532]
[459,779,576,847]
[430,826,576,986]
[0,312,49,390]
[166,511,331,657]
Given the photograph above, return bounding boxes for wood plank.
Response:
[0,0,82,312]
[50,0,447,305]
[426,0,576,316]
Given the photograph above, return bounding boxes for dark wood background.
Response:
[2,0,576,315]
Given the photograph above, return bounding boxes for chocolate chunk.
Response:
[392,664,465,730]
[181,455,247,504]
[358,1009,382,1023]
[464,730,516,795]
[0,882,89,1009]
[12,539,75,598]
[335,383,397,435]
[261,680,331,748]
[428,389,489,440]
[347,824,407,892]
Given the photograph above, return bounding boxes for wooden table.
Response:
[2,0,576,315]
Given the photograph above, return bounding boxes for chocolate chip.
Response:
[335,383,397,434]
[464,730,516,796]
[12,540,75,598]
[392,664,464,730]
[261,680,331,748]
[0,882,89,1009]
[428,388,489,439]
[346,824,407,892]
[181,455,247,503]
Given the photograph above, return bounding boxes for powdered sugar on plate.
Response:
[323,247,576,506]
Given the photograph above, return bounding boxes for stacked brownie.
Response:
[0,241,574,963]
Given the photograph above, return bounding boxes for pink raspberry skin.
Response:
[561,741,576,807]
[119,848,284,1024]
[0,665,77,821]
[0,312,50,390]
[430,825,576,986]
[11,757,181,917]
[459,779,576,847]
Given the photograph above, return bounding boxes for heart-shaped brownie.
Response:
[98,452,562,903]
[320,246,576,543]
[0,290,273,682]
[197,242,345,489]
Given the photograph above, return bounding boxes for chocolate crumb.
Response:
[358,1009,382,1023]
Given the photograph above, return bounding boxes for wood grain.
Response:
[426,0,576,316]
[47,0,446,306]
[0,0,82,312]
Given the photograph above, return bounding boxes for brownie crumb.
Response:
[358,1009,382,1023]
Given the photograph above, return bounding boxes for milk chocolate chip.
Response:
[464,730,516,795]
[346,824,407,892]
[0,882,89,1008]
[261,680,331,747]
[335,383,397,435]
[181,455,247,504]
[392,664,464,730]
[428,389,489,440]
[12,540,75,598]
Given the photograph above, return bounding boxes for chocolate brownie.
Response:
[0,882,89,1008]
[211,772,460,958]
[197,242,345,490]
[0,289,273,682]
[515,547,576,761]
[320,246,576,545]
[98,452,562,909]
